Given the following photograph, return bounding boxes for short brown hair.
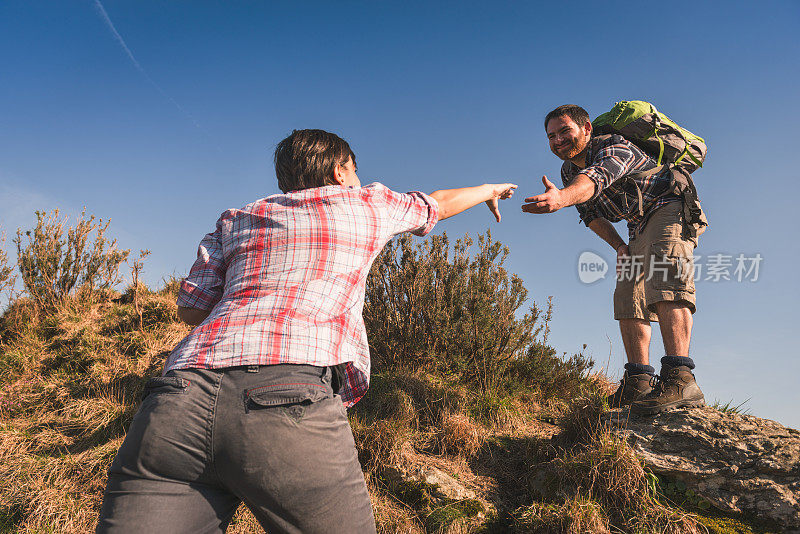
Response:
[544,105,590,130]
[274,129,356,193]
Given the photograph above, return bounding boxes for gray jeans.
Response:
[96,364,376,534]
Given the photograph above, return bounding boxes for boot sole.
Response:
[608,394,652,409]
[606,388,654,409]
[631,395,705,416]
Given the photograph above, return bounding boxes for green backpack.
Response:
[592,100,708,238]
[592,100,706,172]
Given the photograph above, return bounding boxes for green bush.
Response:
[0,229,16,302]
[508,342,595,399]
[14,209,130,311]
[364,230,593,398]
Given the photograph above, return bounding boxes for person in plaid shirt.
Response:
[97,129,516,534]
[522,105,705,416]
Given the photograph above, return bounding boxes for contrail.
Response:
[92,0,213,140]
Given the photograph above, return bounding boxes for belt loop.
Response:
[329,364,345,394]
[245,365,260,373]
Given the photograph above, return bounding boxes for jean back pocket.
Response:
[142,376,190,401]
[245,383,330,410]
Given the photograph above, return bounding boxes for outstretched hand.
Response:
[521,176,564,214]
[485,183,518,222]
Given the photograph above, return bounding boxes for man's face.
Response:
[546,115,591,161]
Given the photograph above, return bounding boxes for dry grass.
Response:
[0,285,188,532]
[1,218,749,533]
[0,283,724,533]
[368,475,426,534]
[518,388,706,534]
[515,496,611,533]
[352,417,415,474]
[226,507,264,534]
[438,411,487,457]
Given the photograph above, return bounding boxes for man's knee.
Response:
[651,298,694,316]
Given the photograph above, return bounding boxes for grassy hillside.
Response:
[0,285,696,533]
[0,213,772,533]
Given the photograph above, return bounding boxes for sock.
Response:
[624,362,655,376]
[661,355,695,370]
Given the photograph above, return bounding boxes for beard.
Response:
[552,136,588,161]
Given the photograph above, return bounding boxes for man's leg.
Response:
[96,370,241,533]
[654,300,692,356]
[619,318,651,366]
[611,258,657,407]
[632,202,704,415]
[98,477,240,534]
[632,299,703,414]
[632,301,705,415]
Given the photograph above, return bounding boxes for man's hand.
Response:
[485,183,517,222]
[177,306,210,326]
[430,183,517,221]
[521,176,564,214]
[522,174,596,215]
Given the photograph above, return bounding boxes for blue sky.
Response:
[1,1,798,427]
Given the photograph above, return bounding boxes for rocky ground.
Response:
[607,407,800,531]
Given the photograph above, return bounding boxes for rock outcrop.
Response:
[606,406,800,530]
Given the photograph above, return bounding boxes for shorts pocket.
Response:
[141,376,190,401]
[648,240,695,293]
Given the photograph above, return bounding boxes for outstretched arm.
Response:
[521,174,595,214]
[429,183,517,222]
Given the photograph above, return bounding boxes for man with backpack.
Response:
[522,103,707,415]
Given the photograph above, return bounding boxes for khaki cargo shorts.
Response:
[614,201,699,322]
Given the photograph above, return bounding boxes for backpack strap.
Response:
[590,134,652,216]
[623,165,707,237]
[670,166,707,240]
[624,165,666,217]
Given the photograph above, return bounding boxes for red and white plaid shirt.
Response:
[166,182,439,406]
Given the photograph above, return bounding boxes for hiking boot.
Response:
[631,365,705,415]
[606,371,653,408]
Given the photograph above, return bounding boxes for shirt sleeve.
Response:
[562,165,599,227]
[580,138,638,201]
[365,183,439,237]
[176,214,228,310]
